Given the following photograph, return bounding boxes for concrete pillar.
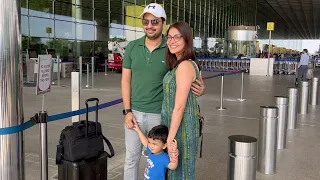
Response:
[0,0,25,179]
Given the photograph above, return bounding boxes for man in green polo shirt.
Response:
[121,3,204,180]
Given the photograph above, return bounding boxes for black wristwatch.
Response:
[123,109,132,115]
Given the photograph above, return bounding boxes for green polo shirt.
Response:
[123,36,168,113]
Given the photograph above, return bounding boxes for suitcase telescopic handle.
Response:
[85,98,100,137]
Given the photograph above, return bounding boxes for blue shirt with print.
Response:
[144,146,170,180]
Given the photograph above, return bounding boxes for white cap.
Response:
[140,3,167,20]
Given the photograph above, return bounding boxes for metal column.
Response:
[216,74,226,110]
[227,135,257,180]
[310,77,318,105]
[299,81,309,114]
[275,96,288,150]
[257,106,278,175]
[91,57,95,89]
[39,112,48,180]
[0,0,25,179]
[71,72,80,122]
[287,88,298,130]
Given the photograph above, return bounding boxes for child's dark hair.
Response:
[148,125,168,144]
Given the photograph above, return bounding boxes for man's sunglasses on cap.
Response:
[142,19,162,26]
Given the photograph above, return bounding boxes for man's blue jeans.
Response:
[297,65,308,83]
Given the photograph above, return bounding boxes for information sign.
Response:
[267,22,275,31]
[36,55,52,95]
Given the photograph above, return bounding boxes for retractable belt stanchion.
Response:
[258,106,278,175]
[104,59,108,75]
[299,81,309,114]
[310,77,318,105]
[238,70,246,101]
[79,56,82,88]
[216,73,226,110]
[92,57,95,89]
[86,63,90,88]
[57,55,60,87]
[39,111,49,180]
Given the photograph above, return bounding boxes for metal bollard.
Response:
[238,71,246,101]
[79,56,82,88]
[71,72,80,122]
[86,63,89,88]
[104,58,108,75]
[287,88,298,130]
[57,55,60,87]
[274,96,288,149]
[216,73,226,110]
[227,135,257,180]
[39,111,48,180]
[257,106,278,175]
[299,81,309,114]
[310,77,318,105]
[91,57,95,89]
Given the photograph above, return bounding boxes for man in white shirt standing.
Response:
[297,49,310,85]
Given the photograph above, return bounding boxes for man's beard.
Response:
[145,27,163,40]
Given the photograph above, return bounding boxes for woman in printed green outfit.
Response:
[161,21,201,180]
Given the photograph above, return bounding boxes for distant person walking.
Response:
[297,49,310,84]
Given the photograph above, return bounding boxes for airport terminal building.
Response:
[21,0,261,59]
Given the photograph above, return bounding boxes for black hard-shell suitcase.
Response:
[58,152,109,180]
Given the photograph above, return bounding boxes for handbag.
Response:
[191,60,205,158]
[198,104,204,158]
[56,98,115,164]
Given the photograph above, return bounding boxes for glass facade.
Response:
[21,0,257,58]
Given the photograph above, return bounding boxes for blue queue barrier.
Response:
[0,71,242,136]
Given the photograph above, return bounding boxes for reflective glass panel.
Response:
[95,26,109,41]
[29,37,54,54]
[55,20,76,39]
[76,6,94,25]
[95,10,109,26]
[136,0,145,6]
[124,16,135,30]
[29,17,54,37]
[109,28,125,41]
[29,0,53,18]
[53,39,76,58]
[21,0,28,15]
[124,29,136,42]
[77,41,94,57]
[21,15,29,36]
[110,13,123,27]
[55,2,74,22]
[76,23,94,40]
[94,0,109,11]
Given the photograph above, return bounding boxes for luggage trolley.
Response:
[274,60,279,74]
[215,59,220,70]
[226,59,233,70]
[209,58,215,71]
[198,58,204,69]
[245,59,250,72]
[287,60,297,74]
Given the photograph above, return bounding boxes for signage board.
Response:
[36,55,52,95]
[267,22,275,31]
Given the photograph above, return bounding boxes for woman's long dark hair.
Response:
[165,22,200,70]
